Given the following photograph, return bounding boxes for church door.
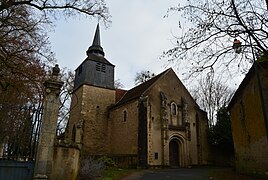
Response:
[169,140,179,167]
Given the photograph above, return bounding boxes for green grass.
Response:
[99,167,139,180]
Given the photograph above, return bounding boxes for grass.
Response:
[100,167,268,180]
[99,167,139,180]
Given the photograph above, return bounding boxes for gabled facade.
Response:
[67,25,209,168]
[108,69,209,167]
[228,60,268,174]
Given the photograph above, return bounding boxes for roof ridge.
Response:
[113,68,172,108]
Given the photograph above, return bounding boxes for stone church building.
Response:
[66,24,209,168]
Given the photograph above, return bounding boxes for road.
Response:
[122,167,252,180]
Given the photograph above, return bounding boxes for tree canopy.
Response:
[164,0,268,79]
[0,0,110,22]
[191,74,234,127]
[134,70,155,85]
[207,107,234,150]
[0,0,110,159]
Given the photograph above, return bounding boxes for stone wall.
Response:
[108,100,139,155]
[230,64,268,174]
[144,70,209,167]
[197,110,210,165]
[51,145,80,180]
[68,85,115,156]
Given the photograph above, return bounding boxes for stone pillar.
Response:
[160,92,168,166]
[34,65,63,180]
[0,143,4,158]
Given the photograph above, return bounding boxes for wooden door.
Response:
[169,140,179,167]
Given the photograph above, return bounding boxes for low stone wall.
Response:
[110,154,137,168]
[51,145,80,180]
[85,154,137,168]
[208,147,235,166]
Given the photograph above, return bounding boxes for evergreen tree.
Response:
[208,107,234,150]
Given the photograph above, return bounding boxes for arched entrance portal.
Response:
[169,139,179,167]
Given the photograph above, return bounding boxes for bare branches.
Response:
[57,69,74,135]
[0,0,111,25]
[134,70,155,85]
[0,0,111,157]
[164,0,268,79]
[191,75,234,127]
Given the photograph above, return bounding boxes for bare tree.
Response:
[164,0,268,78]
[114,79,124,89]
[57,69,75,136]
[191,74,234,127]
[0,6,48,150]
[134,70,155,85]
[0,0,111,23]
[0,0,110,158]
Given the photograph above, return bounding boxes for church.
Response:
[66,24,209,168]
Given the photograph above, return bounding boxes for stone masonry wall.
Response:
[51,146,80,180]
[230,67,268,174]
[144,70,209,167]
[67,85,115,157]
[108,100,139,155]
[80,85,115,156]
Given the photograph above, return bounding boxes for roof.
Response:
[92,23,101,46]
[112,68,171,108]
[86,54,114,66]
[75,24,115,67]
[115,89,127,103]
[86,23,106,58]
[228,60,268,109]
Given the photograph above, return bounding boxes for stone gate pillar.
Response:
[34,65,63,180]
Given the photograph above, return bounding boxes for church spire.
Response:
[86,23,105,56]
[92,23,101,46]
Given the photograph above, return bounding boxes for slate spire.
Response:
[86,23,105,56]
[92,23,101,46]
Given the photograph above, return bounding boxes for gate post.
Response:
[34,65,63,179]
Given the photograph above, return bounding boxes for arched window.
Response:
[123,110,127,122]
[171,102,177,115]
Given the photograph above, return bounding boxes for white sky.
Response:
[48,0,181,89]
[48,0,244,91]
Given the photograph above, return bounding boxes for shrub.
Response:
[98,156,117,168]
[79,157,106,180]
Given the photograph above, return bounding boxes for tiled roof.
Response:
[115,89,127,103]
[113,68,171,108]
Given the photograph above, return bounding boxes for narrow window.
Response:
[96,62,101,71]
[171,103,177,115]
[101,64,106,73]
[154,152,158,160]
[123,110,127,122]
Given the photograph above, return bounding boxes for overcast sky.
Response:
[48,0,182,89]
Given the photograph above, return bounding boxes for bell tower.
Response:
[73,24,115,90]
[68,24,115,156]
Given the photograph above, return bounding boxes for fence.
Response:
[0,160,34,180]
[0,104,43,161]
